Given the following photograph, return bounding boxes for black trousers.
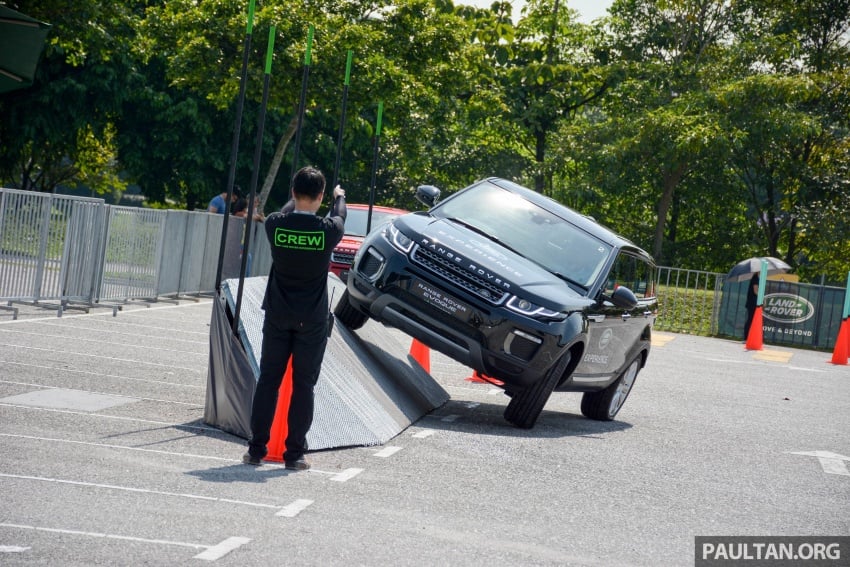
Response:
[248,315,328,461]
[744,306,755,339]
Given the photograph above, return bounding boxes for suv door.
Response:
[581,251,657,380]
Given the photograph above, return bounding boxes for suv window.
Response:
[432,182,612,289]
[605,252,657,299]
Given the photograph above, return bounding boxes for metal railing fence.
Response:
[654,266,725,336]
[0,188,271,315]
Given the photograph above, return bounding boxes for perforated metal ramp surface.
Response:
[215,274,449,450]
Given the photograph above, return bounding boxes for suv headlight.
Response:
[387,222,414,253]
[506,296,566,321]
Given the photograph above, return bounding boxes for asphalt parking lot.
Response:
[1,298,848,566]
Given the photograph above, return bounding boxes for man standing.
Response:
[208,186,242,214]
[243,166,346,470]
[744,273,760,339]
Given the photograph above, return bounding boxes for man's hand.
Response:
[333,185,345,200]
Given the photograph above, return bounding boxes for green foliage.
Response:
[654,283,718,337]
[1,0,849,283]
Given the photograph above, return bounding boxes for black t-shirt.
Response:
[262,196,346,323]
[745,275,759,309]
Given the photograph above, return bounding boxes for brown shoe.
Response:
[284,457,311,471]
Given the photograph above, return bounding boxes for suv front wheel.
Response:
[581,355,641,421]
[503,351,572,429]
[334,289,368,330]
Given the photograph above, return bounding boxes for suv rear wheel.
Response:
[504,351,572,429]
[334,289,368,330]
[581,355,641,421]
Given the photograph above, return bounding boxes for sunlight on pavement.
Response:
[753,349,794,363]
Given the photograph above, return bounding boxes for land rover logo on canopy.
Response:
[763,293,814,324]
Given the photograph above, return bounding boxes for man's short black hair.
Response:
[292,166,326,199]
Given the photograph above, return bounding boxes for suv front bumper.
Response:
[346,240,583,390]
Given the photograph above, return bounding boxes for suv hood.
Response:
[396,214,593,311]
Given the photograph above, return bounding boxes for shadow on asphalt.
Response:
[418,398,632,439]
[185,463,297,484]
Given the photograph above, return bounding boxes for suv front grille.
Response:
[412,246,509,305]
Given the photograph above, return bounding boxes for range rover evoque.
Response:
[334,177,658,428]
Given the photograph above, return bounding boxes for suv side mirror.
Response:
[607,286,638,309]
[415,185,441,208]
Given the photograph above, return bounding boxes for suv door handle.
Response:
[587,314,605,323]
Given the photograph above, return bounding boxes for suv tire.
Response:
[504,350,572,429]
[334,289,368,330]
[581,355,641,421]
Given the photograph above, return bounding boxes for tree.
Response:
[0,0,141,195]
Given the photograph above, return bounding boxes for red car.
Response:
[330,203,408,281]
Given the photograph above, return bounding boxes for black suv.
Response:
[334,178,658,428]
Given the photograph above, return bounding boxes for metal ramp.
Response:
[204,274,449,450]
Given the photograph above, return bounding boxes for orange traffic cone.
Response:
[745,306,764,351]
[409,339,431,373]
[264,362,294,462]
[465,370,487,383]
[465,370,504,386]
[830,318,850,365]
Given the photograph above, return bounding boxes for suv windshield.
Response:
[345,208,402,237]
[431,182,612,288]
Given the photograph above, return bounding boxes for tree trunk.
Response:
[534,128,546,193]
[653,163,686,262]
[256,114,299,213]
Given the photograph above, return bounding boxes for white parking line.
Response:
[412,430,435,438]
[276,499,314,517]
[0,473,284,512]
[373,446,402,458]
[0,328,207,357]
[330,468,363,482]
[194,536,252,561]
[0,381,201,407]
[0,545,30,553]
[0,360,204,389]
[30,320,208,345]
[0,523,249,561]
[0,343,203,373]
[0,404,229,434]
[0,433,238,463]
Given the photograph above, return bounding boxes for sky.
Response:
[459,0,614,23]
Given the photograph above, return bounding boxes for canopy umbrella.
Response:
[0,6,51,94]
[726,256,792,283]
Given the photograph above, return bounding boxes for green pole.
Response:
[246,0,255,34]
[344,49,353,85]
[331,50,354,189]
[304,25,313,65]
[264,24,275,73]
[366,101,384,234]
[756,259,768,306]
[214,0,256,294]
[233,25,275,333]
[289,25,314,183]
